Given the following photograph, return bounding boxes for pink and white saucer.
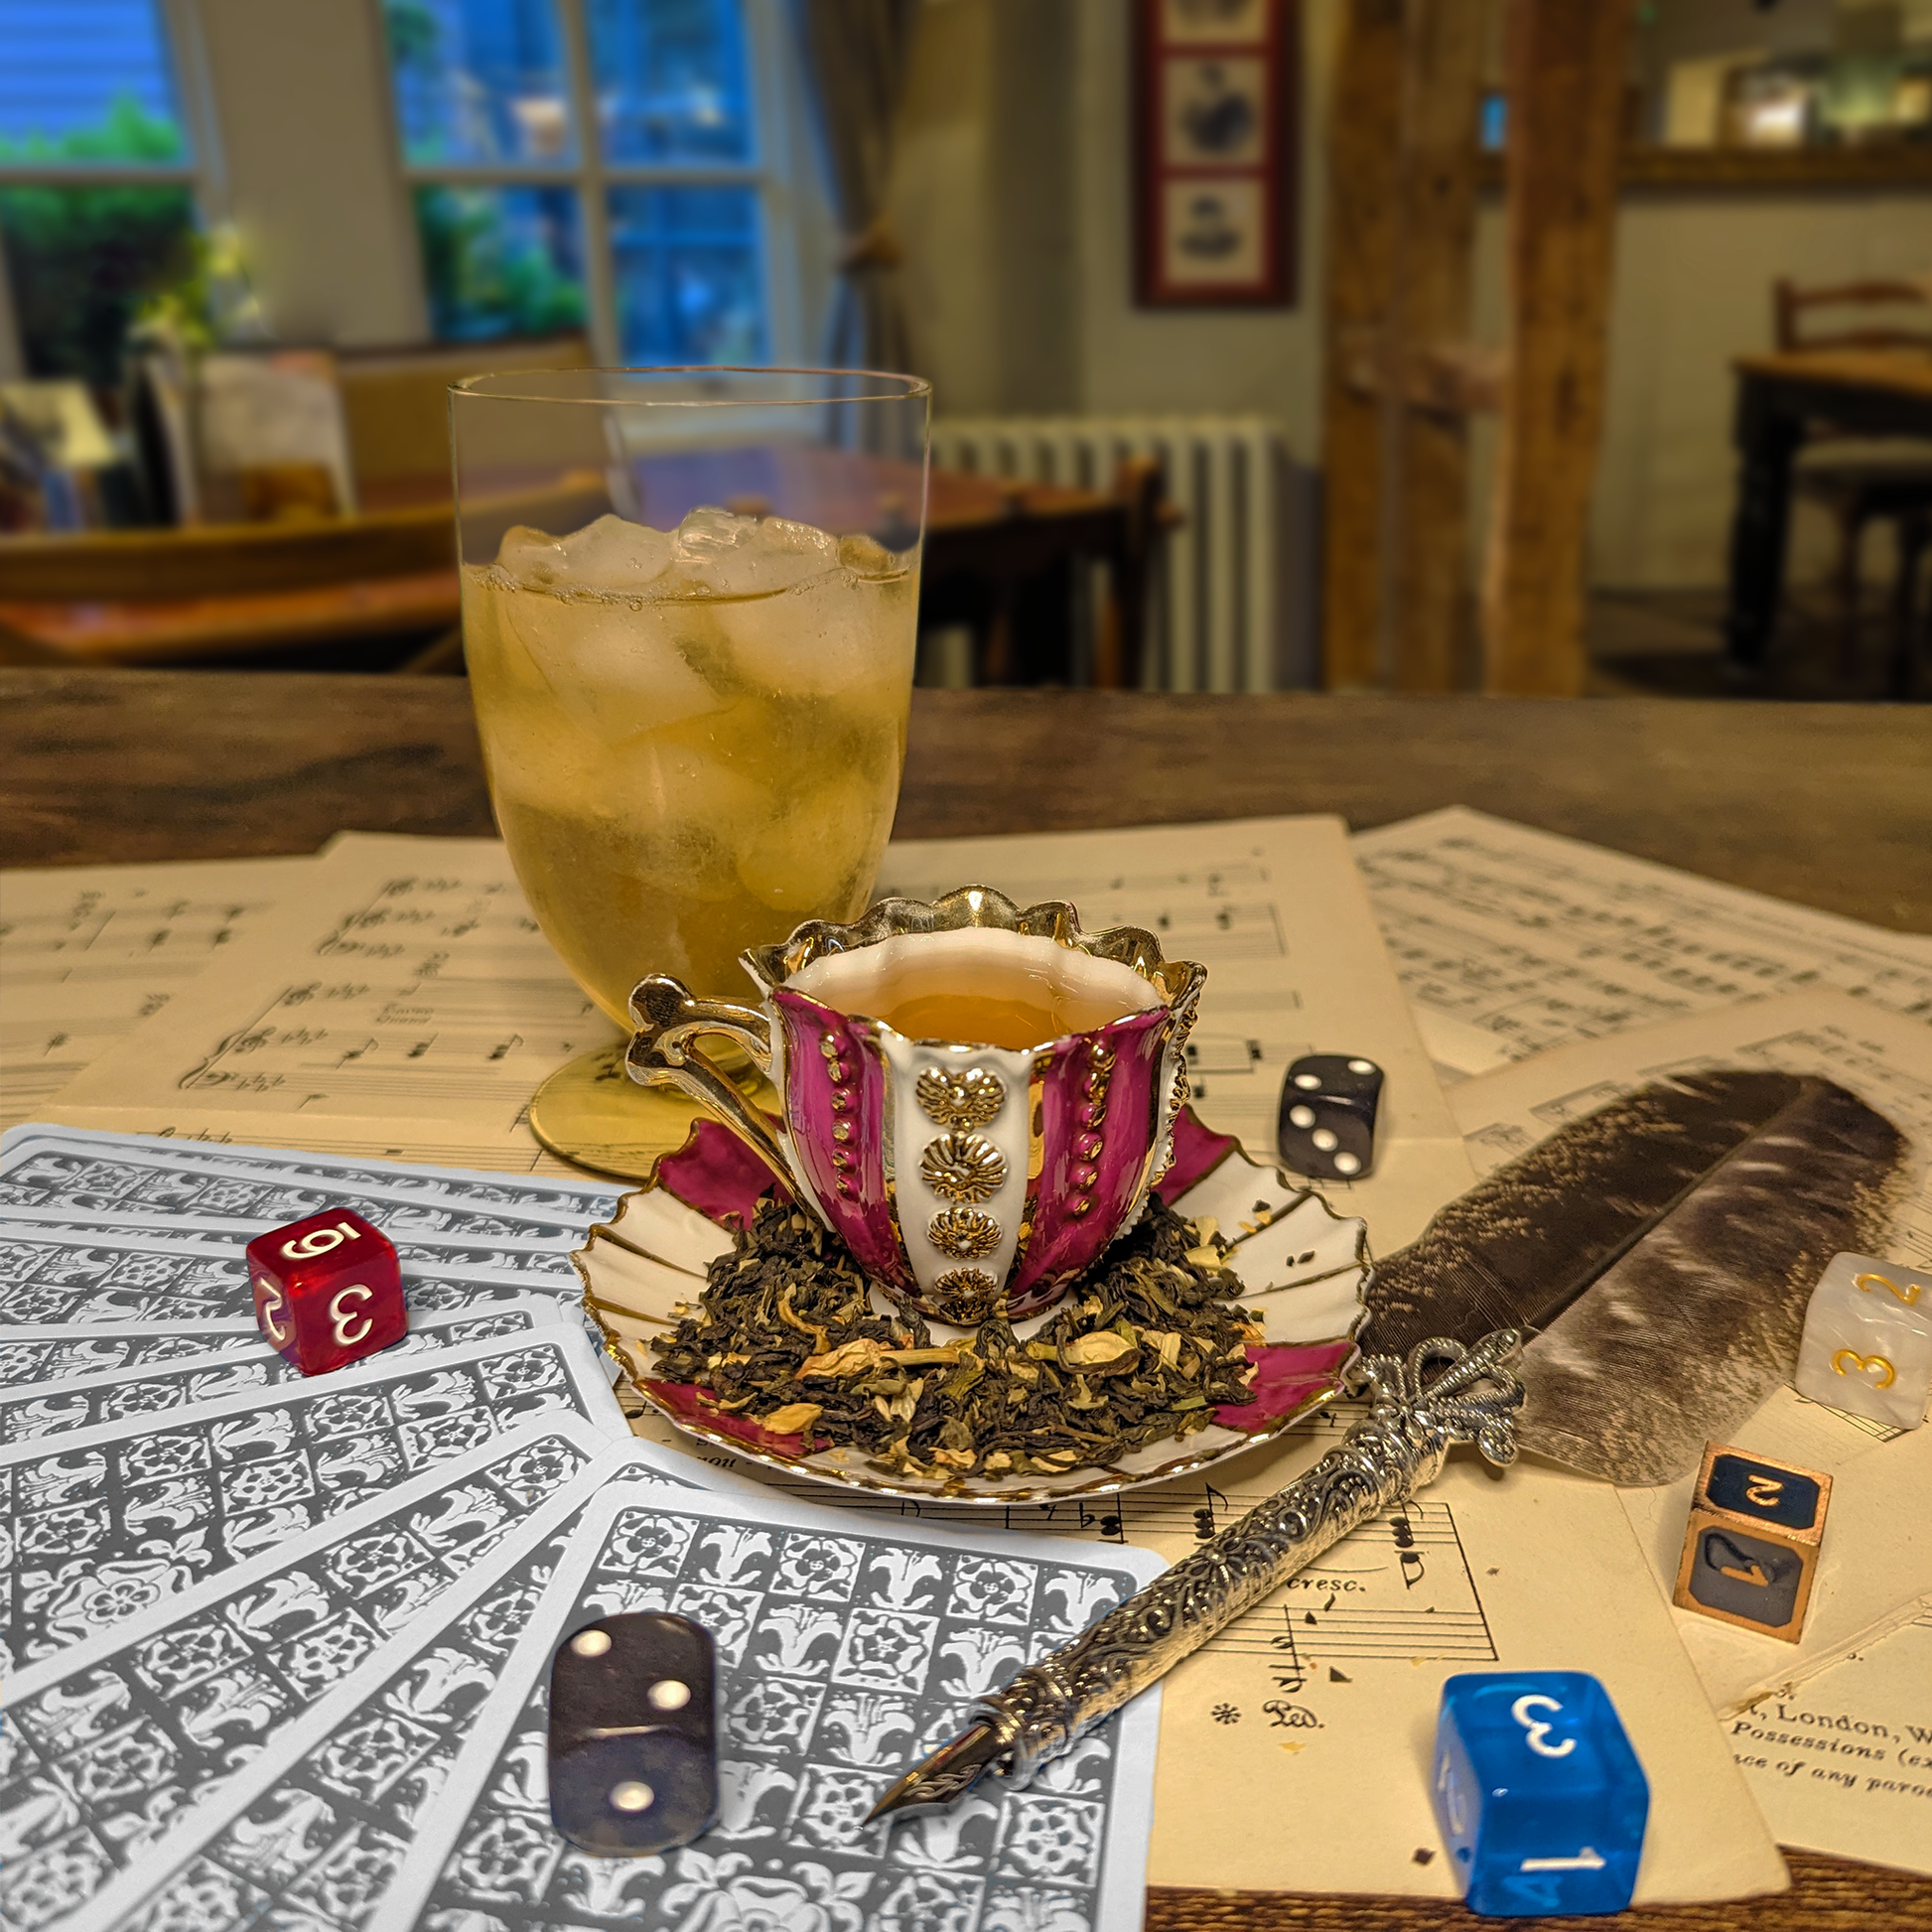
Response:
[574,1108,1367,1504]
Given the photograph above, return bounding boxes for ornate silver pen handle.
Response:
[869,1329,1525,1819]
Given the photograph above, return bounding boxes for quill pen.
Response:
[872,1066,1911,1818]
[1364,1067,1910,1484]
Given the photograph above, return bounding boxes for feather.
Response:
[1362,1068,1910,1484]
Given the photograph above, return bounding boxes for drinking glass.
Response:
[452,367,930,1175]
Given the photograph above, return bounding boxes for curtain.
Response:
[790,0,921,372]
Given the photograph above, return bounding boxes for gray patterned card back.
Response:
[0,1328,627,1668]
[0,1224,576,1327]
[0,1299,558,1389]
[0,1302,566,1445]
[49,1451,701,1932]
[0,1216,583,1292]
[0,1125,622,1228]
[0,1422,644,1932]
[367,1483,1166,1932]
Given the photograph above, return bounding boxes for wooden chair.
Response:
[1774,277,1932,690]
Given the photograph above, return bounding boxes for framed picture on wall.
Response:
[1135,0,1298,307]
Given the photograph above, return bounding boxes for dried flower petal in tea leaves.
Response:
[645,1196,1263,1484]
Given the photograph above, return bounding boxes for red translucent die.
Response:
[245,1208,407,1374]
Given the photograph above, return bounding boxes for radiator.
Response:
[927,414,1315,692]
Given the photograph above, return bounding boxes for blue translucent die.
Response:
[1431,1672,1649,1918]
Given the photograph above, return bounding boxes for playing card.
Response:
[0,1213,584,1291]
[0,1223,576,1328]
[0,1422,686,1932]
[0,1124,622,1229]
[46,1449,749,1932]
[0,1327,628,1668]
[365,1481,1167,1932]
[0,1301,569,1444]
[0,1298,562,1386]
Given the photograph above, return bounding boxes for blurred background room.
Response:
[1,0,1929,699]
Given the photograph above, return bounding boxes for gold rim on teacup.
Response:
[626,887,1205,1325]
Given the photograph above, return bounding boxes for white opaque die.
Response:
[1794,1251,1932,1431]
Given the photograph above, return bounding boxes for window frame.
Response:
[375,0,809,365]
[0,0,227,376]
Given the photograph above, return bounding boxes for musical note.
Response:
[1391,1503,1427,1590]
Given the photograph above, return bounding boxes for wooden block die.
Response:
[1672,1443,1832,1643]
[1794,1251,1931,1431]
[245,1207,406,1375]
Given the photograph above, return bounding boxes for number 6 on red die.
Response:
[246,1208,407,1374]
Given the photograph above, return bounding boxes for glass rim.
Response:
[449,366,933,408]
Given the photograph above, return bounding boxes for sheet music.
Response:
[50,818,1477,1245]
[46,832,616,1166]
[0,854,311,1130]
[623,1398,1786,1901]
[884,815,1475,1250]
[1353,807,1932,1081]
[1449,991,1932,1720]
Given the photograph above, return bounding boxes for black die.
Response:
[549,1612,717,1856]
[1277,1053,1383,1180]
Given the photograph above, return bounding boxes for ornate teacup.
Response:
[626,887,1205,1326]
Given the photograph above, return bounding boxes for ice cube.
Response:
[736,774,889,914]
[502,589,724,746]
[716,563,917,697]
[556,513,675,592]
[663,505,839,599]
[496,523,569,587]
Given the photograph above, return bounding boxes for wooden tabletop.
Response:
[4,671,1931,1931]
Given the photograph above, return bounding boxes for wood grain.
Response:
[1481,0,1635,696]
[1148,1851,1932,1930]
[4,674,1929,936]
[1318,0,1403,690]
[1390,0,1485,693]
[4,668,1932,1926]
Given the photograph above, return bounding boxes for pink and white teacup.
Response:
[626,887,1205,1326]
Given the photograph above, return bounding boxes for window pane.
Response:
[0,184,196,382]
[415,183,587,341]
[587,0,755,164]
[0,0,187,161]
[383,0,575,165]
[608,185,763,363]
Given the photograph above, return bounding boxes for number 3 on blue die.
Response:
[1431,1671,1649,1917]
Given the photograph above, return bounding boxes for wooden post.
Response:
[1319,0,1404,690]
[1388,0,1486,691]
[1320,0,1486,692]
[1481,0,1635,695]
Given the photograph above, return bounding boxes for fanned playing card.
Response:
[0,1326,628,1668]
[44,1448,740,1932]
[0,1301,561,1386]
[1362,1068,1913,1483]
[0,1300,568,1446]
[365,1480,1168,1932]
[0,1419,652,1932]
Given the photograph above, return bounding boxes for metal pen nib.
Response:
[867,1331,1527,1820]
[866,1721,1008,1823]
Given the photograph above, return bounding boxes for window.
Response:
[0,0,205,384]
[380,0,772,361]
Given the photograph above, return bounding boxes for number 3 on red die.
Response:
[246,1209,407,1374]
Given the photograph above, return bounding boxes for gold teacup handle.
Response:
[625,974,793,1189]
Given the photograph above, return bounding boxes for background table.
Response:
[3,669,1931,1929]
[1725,346,1932,677]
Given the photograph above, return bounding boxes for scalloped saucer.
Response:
[574,1108,1366,1504]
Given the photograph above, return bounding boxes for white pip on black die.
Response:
[1277,1053,1383,1180]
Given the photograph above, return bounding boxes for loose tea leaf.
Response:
[646,1195,1264,1484]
